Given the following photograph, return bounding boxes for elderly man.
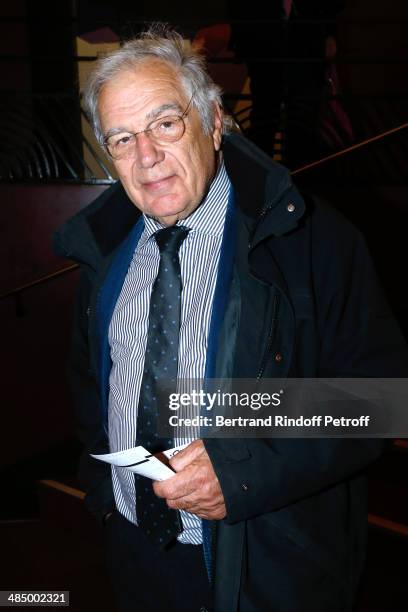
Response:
[55,26,407,612]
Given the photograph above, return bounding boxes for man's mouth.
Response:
[142,175,176,192]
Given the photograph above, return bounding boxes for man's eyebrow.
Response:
[103,102,183,141]
[104,127,132,140]
[146,102,183,121]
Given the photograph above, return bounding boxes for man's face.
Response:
[98,60,223,226]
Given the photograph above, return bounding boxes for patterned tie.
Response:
[135,225,189,548]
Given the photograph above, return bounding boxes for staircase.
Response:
[0,439,406,611]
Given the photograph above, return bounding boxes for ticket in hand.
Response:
[91,443,189,481]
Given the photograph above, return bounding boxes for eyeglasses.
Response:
[103,94,194,161]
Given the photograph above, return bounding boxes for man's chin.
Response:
[145,197,195,226]
[155,214,180,227]
[146,204,184,227]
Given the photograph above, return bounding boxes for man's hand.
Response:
[153,440,226,520]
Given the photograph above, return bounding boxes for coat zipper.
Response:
[256,294,279,380]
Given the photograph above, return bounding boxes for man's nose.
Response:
[134,132,164,168]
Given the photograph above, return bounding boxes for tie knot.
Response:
[154,226,189,254]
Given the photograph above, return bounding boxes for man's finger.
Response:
[153,466,196,500]
[169,439,204,472]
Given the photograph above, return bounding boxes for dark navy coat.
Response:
[55,133,408,611]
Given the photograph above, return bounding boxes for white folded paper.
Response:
[91,443,189,481]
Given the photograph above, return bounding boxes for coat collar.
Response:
[222,133,305,249]
[54,133,306,266]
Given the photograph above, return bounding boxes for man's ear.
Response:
[212,104,223,151]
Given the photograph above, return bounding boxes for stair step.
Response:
[0,481,116,611]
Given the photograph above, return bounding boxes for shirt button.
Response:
[287,202,295,213]
[241,483,249,491]
[275,352,283,363]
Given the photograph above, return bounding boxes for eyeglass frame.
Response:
[102,93,195,160]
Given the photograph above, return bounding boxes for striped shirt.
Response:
[108,161,230,544]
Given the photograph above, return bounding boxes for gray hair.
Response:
[82,24,235,146]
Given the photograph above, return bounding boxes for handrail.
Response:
[291,121,408,176]
[368,513,408,538]
[1,119,408,301]
[35,479,408,538]
[38,479,85,501]
[1,264,79,300]
[394,439,408,453]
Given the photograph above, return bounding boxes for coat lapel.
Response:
[204,187,237,380]
[96,216,145,422]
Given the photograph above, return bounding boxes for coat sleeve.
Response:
[68,270,116,524]
[204,204,408,524]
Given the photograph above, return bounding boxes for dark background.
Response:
[0,1,407,610]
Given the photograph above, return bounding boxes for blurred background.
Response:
[0,1,407,610]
